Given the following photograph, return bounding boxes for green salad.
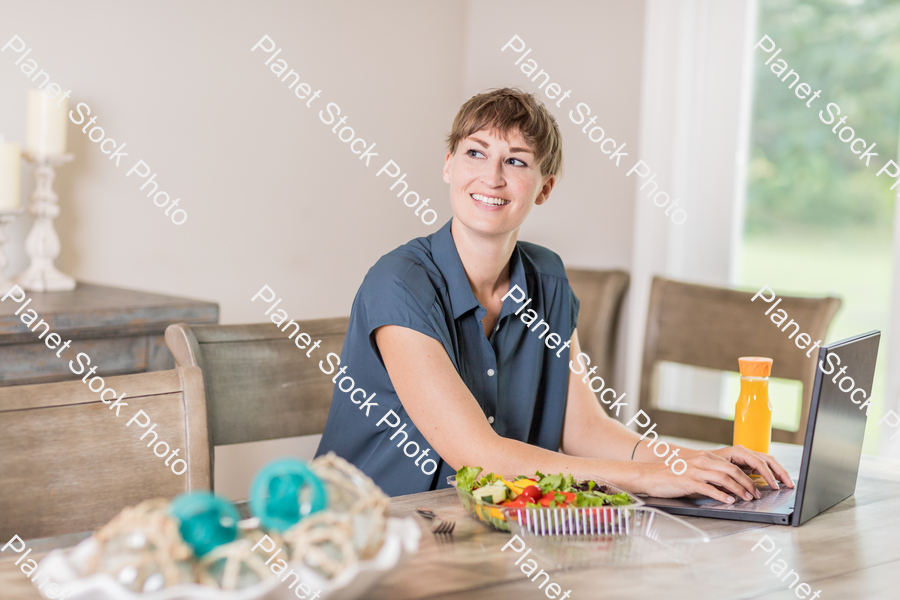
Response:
[456,465,633,510]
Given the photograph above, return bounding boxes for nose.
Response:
[480,158,505,188]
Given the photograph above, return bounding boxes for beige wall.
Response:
[463,0,644,270]
[0,0,646,498]
[2,1,467,324]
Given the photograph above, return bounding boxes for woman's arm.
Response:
[561,329,794,496]
[374,324,779,503]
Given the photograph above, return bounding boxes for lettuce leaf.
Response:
[456,465,503,492]
[574,491,633,507]
[537,472,575,493]
[456,466,482,493]
[475,472,501,488]
[607,492,632,506]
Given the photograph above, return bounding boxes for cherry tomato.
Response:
[521,486,542,501]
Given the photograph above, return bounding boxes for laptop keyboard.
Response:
[694,482,796,512]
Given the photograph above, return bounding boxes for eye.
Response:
[466,148,485,159]
[507,157,527,167]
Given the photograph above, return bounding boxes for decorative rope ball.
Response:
[195,527,282,590]
[310,452,389,559]
[281,453,390,578]
[87,499,195,593]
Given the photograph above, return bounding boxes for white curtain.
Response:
[623,0,758,423]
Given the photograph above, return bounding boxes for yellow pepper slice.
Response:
[502,480,525,496]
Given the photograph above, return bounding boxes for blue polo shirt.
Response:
[315,218,579,496]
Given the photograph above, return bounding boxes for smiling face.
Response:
[442,127,556,239]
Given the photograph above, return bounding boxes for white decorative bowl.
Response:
[33,518,420,600]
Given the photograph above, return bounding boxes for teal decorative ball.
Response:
[249,458,327,531]
[168,492,240,557]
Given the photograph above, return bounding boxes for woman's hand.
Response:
[631,445,793,504]
[699,445,795,490]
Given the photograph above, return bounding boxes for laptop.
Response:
[642,331,880,526]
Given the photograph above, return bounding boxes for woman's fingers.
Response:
[641,448,794,502]
[704,458,760,499]
[719,446,795,490]
[693,481,737,504]
[735,451,779,490]
[700,464,756,501]
[760,453,795,488]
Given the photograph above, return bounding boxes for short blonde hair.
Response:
[446,87,563,177]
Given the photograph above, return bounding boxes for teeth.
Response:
[472,193,509,206]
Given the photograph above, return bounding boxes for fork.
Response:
[416,507,456,534]
[431,519,455,534]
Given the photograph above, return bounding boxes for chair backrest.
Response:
[164,319,350,481]
[640,276,841,445]
[565,268,630,389]
[0,367,210,541]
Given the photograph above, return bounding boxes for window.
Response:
[631,0,900,457]
[737,0,900,454]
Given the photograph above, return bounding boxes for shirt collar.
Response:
[500,247,528,321]
[431,218,528,321]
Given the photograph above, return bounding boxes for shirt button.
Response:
[488,416,495,424]
[487,369,495,377]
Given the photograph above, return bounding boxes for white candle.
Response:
[0,138,22,210]
[25,89,68,156]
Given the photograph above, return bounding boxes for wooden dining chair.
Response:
[164,318,350,487]
[0,367,210,541]
[565,268,630,401]
[639,276,841,445]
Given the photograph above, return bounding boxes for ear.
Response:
[534,174,557,206]
[442,151,453,184]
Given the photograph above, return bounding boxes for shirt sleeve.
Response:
[569,283,580,339]
[357,255,444,357]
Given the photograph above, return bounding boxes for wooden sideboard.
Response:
[0,283,218,387]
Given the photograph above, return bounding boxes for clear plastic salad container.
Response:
[447,474,643,532]
[505,505,710,567]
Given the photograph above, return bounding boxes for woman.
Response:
[316,87,793,500]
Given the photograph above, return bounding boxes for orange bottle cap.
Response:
[738,357,772,377]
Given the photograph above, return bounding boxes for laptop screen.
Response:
[794,331,880,526]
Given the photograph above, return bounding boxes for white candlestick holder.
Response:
[16,152,76,292]
[0,208,25,295]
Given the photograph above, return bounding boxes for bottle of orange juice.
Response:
[733,357,773,453]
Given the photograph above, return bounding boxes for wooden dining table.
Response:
[3,442,899,600]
